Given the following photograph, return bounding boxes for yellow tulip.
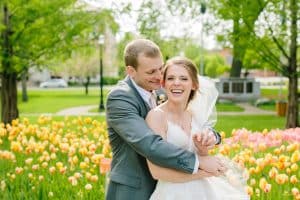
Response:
[250,178,256,186]
[263,184,271,193]
[259,178,267,190]
[291,150,300,163]
[15,167,24,174]
[275,174,288,184]
[292,188,299,196]
[291,163,298,172]
[290,175,298,184]
[246,186,253,196]
[85,184,92,190]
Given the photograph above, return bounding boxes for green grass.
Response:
[258,104,276,111]
[260,88,300,100]
[215,115,286,137]
[261,88,289,100]
[216,102,244,112]
[18,88,109,113]
[19,115,106,123]
[88,100,245,113]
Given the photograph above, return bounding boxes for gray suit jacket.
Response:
[105,76,196,200]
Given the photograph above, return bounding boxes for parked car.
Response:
[40,79,68,88]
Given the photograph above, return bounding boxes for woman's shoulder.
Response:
[147,104,167,121]
[146,104,168,136]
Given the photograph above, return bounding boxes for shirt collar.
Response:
[130,77,152,103]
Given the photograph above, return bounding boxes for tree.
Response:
[0,0,113,124]
[244,0,299,127]
[210,0,267,77]
[59,50,99,95]
[205,54,230,78]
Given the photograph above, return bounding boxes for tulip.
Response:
[85,184,92,190]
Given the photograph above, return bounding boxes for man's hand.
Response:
[198,155,227,176]
[193,130,216,155]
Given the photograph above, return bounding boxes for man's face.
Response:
[127,54,164,91]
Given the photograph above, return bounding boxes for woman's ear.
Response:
[192,83,199,91]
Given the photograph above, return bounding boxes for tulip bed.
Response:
[0,116,111,199]
[213,128,300,200]
[0,116,299,199]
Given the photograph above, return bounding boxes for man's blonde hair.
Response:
[124,39,162,69]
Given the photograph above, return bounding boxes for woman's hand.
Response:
[193,130,216,155]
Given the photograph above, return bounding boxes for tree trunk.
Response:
[286,75,298,128]
[21,70,28,102]
[1,4,19,124]
[286,0,298,128]
[229,18,244,77]
[1,73,19,124]
[84,76,90,95]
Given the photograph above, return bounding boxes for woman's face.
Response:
[163,64,195,104]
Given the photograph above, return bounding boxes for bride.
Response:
[146,57,249,200]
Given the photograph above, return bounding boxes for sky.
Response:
[82,0,224,50]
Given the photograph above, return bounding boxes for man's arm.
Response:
[106,90,195,174]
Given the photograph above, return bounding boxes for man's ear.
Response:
[126,66,136,77]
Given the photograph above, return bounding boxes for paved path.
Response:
[56,105,101,116]
[52,102,276,116]
[219,103,275,116]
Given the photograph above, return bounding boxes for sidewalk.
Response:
[219,103,275,116]
[52,102,276,116]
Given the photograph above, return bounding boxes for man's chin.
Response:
[151,84,161,90]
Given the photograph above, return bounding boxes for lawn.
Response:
[216,115,286,137]
[0,87,293,134]
[260,88,289,100]
[18,87,109,113]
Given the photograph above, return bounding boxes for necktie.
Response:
[149,92,157,109]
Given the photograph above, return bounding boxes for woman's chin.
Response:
[168,96,186,103]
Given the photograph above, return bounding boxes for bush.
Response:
[102,77,120,85]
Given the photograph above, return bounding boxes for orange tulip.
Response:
[100,158,111,174]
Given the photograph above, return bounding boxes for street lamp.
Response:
[199,2,206,75]
[98,34,105,111]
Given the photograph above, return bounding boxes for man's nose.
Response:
[155,70,163,79]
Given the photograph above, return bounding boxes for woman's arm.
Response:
[145,108,212,182]
[147,160,213,182]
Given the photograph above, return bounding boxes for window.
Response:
[232,82,243,93]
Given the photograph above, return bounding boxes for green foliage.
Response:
[0,0,117,73]
[102,77,120,85]
[205,54,230,77]
[116,32,136,77]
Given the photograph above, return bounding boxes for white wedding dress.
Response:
[150,76,250,200]
[149,119,249,200]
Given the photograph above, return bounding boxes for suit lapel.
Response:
[124,76,151,113]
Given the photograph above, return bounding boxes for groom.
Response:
[105,39,224,200]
